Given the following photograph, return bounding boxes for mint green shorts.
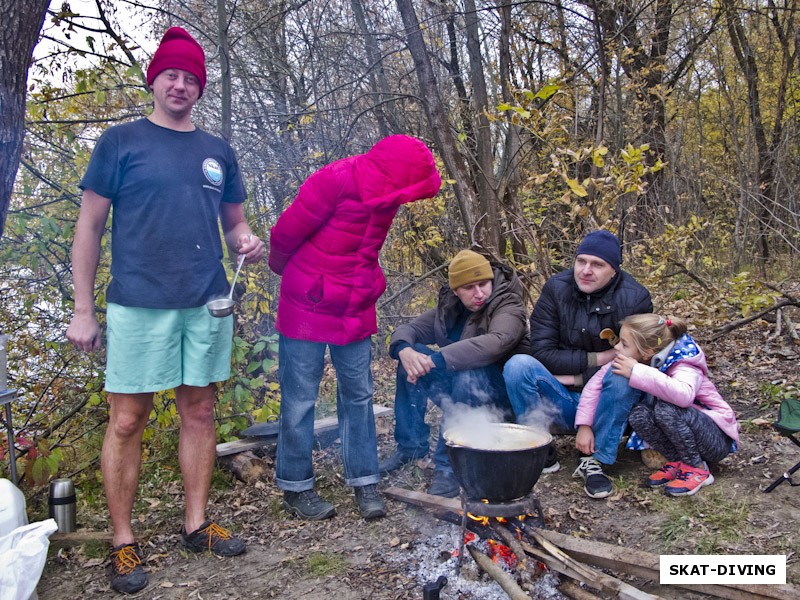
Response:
[105,303,233,394]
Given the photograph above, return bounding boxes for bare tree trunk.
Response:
[463,0,501,253]
[0,0,49,236]
[722,0,781,274]
[350,0,397,137]
[217,0,232,140]
[395,0,490,252]
[496,0,527,262]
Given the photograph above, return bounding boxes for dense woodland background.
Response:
[1,0,800,489]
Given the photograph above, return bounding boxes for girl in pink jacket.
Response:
[576,314,738,497]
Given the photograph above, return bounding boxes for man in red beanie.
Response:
[67,27,263,594]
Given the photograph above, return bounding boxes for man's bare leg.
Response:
[174,384,216,534]
[102,392,154,547]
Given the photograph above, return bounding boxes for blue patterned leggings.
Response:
[628,400,731,467]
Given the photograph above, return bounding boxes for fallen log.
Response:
[49,530,112,546]
[217,450,271,482]
[560,580,601,600]
[216,405,391,457]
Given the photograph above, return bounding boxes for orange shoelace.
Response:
[198,522,233,549]
[112,545,142,575]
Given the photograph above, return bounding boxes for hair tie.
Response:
[666,319,672,327]
[657,316,665,325]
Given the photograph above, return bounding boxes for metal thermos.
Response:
[48,478,76,533]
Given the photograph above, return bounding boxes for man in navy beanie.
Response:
[503,230,651,499]
[67,26,264,593]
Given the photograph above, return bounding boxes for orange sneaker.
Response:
[647,461,681,487]
[665,463,714,496]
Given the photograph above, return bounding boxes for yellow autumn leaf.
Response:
[566,178,588,197]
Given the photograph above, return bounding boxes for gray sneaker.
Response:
[572,456,613,499]
[354,484,386,519]
[283,489,336,520]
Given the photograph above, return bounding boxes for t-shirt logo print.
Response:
[202,158,224,186]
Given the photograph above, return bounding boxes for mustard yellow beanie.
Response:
[448,250,493,290]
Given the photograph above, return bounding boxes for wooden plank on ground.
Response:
[215,405,392,457]
[50,530,112,545]
[533,528,800,600]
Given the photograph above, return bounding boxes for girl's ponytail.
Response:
[664,316,688,340]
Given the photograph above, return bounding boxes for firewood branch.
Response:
[466,545,530,600]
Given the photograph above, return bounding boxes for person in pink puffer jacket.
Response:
[269,135,441,520]
[576,314,739,498]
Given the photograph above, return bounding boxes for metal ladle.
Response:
[206,253,246,318]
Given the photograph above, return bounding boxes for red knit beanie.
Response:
[146,27,206,96]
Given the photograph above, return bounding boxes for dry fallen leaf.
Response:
[389,536,400,547]
[82,558,105,569]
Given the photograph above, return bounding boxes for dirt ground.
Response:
[35,320,800,599]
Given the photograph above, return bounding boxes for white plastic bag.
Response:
[0,519,58,600]
[0,479,28,536]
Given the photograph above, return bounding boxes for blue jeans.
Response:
[503,354,641,464]
[393,344,511,473]
[275,335,380,491]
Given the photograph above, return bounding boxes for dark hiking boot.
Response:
[109,543,148,594]
[428,470,460,498]
[378,450,426,474]
[354,484,387,519]
[283,489,336,520]
[572,456,613,499]
[181,521,246,556]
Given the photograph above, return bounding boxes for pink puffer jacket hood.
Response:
[269,135,441,344]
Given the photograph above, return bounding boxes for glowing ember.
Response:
[487,539,518,569]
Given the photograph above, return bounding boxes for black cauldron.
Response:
[444,423,552,502]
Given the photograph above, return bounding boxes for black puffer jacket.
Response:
[529,268,652,388]
[389,264,529,371]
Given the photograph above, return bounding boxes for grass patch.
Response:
[655,488,750,553]
[305,551,349,577]
[82,539,109,559]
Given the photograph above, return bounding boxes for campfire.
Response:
[384,421,794,599]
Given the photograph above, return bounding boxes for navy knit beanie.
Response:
[576,230,621,273]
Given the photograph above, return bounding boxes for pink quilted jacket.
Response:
[269,135,441,345]
[576,347,739,442]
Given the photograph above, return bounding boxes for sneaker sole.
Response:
[664,473,715,496]
[646,478,673,488]
[111,577,148,594]
[282,500,336,520]
[360,508,387,519]
[181,540,247,557]
[584,485,612,499]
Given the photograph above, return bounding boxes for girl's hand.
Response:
[611,354,638,379]
[575,425,595,455]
